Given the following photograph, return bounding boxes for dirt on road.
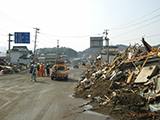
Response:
[0,66,113,120]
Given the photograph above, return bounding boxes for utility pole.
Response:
[33,28,40,60]
[103,30,109,62]
[8,33,13,62]
[57,39,59,55]
[8,33,13,51]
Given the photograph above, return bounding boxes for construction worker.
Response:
[32,64,37,82]
[37,63,40,76]
[39,63,43,76]
[85,70,90,78]
[43,64,45,76]
[29,64,34,81]
[46,63,50,76]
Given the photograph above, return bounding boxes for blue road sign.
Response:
[14,32,30,43]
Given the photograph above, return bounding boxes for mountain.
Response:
[35,44,160,59]
[77,44,160,57]
[77,44,128,57]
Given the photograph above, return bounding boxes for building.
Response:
[90,37,103,48]
[37,53,61,65]
[45,53,60,63]
[102,46,119,55]
[101,46,119,63]
[10,46,32,65]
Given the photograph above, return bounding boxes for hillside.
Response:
[77,45,128,57]
[35,44,160,59]
[78,44,160,57]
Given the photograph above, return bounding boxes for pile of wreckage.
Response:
[74,38,160,120]
[0,61,28,75]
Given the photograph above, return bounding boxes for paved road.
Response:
[0,66,113,120]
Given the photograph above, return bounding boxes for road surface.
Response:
[0,66,113,120]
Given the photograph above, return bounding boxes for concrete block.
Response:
[134,65,159,83]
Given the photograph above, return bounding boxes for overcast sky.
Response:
[0,0,160,52]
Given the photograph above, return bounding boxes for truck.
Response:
[51,59,69,80]
[73,59,79,68]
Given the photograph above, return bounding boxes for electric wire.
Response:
[111,14,160,30]
[0,11,33,29]
[111,18,160,39]
[40,32,91,38]
[112,34,160,43]
[38,34,75,47]
[110,7,160,30]
[0,41,7,44]
[39,34,78,45]
[0,33,6,37]
[0,37,8,44]
[0,23,15,31]
[40,32,101,38]
[0,8,159,50]
[38,40,50,48]
[145,34,160,38]
[39,34,57,42]
[0,28,9,33]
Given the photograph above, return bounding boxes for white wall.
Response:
[19,59,30,65]
[10,51,30,65]
[10,51,20,64]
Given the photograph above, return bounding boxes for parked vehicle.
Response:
[73,60,79,68]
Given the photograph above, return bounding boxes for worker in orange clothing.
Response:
[39,63,43,76]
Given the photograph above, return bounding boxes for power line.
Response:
[0,39,7,44]
[111,14,160,30]
[146,34,160,38]
[0,11,33,29]
[39,34,57,42]
[40,32,100,38]
[39,34,78,46]
[0,23,15,31]
[0,33,6,37]
[38,40,49,48]
[110,7,160,30]
[111,18,160,39]
[112,34,160,43]
[0,28,9,33]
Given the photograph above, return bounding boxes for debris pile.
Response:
[74,38,160,120]
[0,61,28,74]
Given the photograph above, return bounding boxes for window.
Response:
[58,66,65,70]
[54,66,65,70]
[55,61,64,64]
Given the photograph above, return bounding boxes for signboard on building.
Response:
[14,32,30,43]
[90,37,103,48]
[102,46,119,55]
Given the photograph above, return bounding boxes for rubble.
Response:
[0,61,28,74]
[74,38,160,120]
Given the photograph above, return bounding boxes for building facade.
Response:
[10,46,32,65]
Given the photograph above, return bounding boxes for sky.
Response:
[0,0,160,52]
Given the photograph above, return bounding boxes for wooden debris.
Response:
[127,72,134,84]
[138,57,149,74]
[74,38,160,117]
[148,93,160,103]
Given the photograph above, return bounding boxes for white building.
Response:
[10,46,32,65]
